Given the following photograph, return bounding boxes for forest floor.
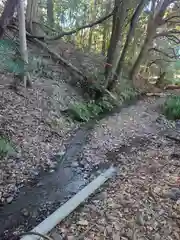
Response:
[0,37,104,205]
[1,36,180,240]
[50,95,180,240]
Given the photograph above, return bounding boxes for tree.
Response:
[0,0,19,38]
[47,0,54,28]
[107,0,148,90]
[130,0,180,80]
[103,0,180,92]
[26,0,38,34]
[17,0,31,88]
[101,0,112,55]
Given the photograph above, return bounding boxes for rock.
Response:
[67,236,74,240]
[165,188,180,201]
[56,151,65,157]
[154,233,161,240]
[136,212,144,226]
[71,161,79,167]
[6,196,14,204]
[77,219,89,226]
[21,208,29,217]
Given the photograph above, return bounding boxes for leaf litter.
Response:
[55,96,180,240]
[0,73,80,205]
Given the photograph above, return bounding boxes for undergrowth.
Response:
[163,95,180,120]
[0,136,16,159]
[68,87,138,122]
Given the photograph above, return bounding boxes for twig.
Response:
[165,135,180,143]
[148,186,157,202]
[76,224,96,240]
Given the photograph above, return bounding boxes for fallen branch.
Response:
[9,24,86,79]
[9,25,118,101]
[164,84,180,90]
[32,37,86,78]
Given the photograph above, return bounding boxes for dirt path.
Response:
[52,96,180,240]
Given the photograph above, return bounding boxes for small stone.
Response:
[154,186,161,194]
[71,162,79,167]
[154,233,161,240]
[136,212,144,226]
[21,208,29,217]
[106,226,113,234]
[6,196,13,203]
[57,151,65,156]
[165,188,180,201]
[67,236,74,240]
[77,219,88,226]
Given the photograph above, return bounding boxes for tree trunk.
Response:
[101,26,107,55]
[26,0,38,34]
[87,0,97,51]
[106,0,146,91]
[17,0,31,88]
[101,0,111,56]
[112,0,147,82]
[0,0,19,38]
[47,0,54,28]
[129,34,153,80]
[105,0,121,78]
[88,29,93,51]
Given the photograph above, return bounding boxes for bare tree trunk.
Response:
[87,0,97,51]
[26,0,38,34]
[88,29,93,51]
[129,34,154,80]
[18,0,31,87]
[106,0,146,90]
[101,0,111,56]
[111,0,147,84]
[0,0,19,38]
[105,0,121,77]
[101,26,107,55]
[47,0,54,28]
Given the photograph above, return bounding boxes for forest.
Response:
[0,0,180,239]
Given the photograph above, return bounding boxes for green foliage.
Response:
[68,86,137,122]
[69,100,104,122]
[163,95,180,120]
[0,40,26,74]
[0,136,16,159]
[166,60,180,84]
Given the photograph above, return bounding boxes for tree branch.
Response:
[149,47,180,59]
[165,34,180,44]
[29,10,114,41]
[164,15,180,23]
[155,29,180,38]
[148,58,175,67]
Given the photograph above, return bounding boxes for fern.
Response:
[0,136,16,159]
[163,95,180,120]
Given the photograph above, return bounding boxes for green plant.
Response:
[163,95,180,120]
[69,102,92,121]
[69,100,109,122]
[0,136,16,159]
[68,86,138,122]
